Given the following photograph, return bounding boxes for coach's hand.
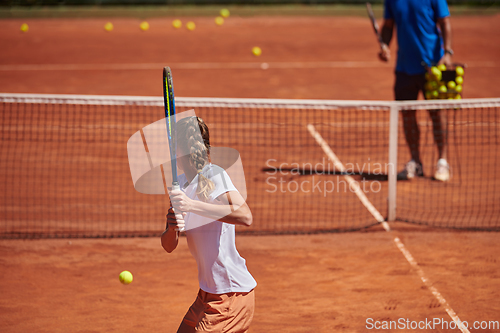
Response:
[378,43,391,62]
[438,53,453,69]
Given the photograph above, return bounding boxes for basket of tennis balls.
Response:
[425,64,465,100]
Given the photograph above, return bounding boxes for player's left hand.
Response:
[170,189,195,212]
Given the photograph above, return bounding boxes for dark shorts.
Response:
[394,71,427,101]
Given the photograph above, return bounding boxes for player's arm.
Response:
[161,207,181,253]
[378,19,394,62]
[437,16,453,67]
[170,190,253,227]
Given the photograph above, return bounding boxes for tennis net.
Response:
[1,93,499,238]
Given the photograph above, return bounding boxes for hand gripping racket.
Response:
[163,67,185,232]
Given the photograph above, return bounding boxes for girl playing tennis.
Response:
[161,116,256,333]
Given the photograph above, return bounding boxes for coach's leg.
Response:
[402,110,421,163]
[395,72,422,164]
[428,109,447,160]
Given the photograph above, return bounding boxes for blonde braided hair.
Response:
[177,116,215,202]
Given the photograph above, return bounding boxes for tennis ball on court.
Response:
[447,81,456,90]
[456,66,464,76]
[439,85,447,93]
[20,23,29,32]
[104,22,113,32]
[252,46,262,57]
[455,85,463,93]
[455,76,464,85]
[186,21,196,31]
[172,19,182,29]
[215,16,224,26]
[431,90,439,99]
[437,64,447,72]
[140,21,149,31]
[220,8,230,18]
[119,270,133,285]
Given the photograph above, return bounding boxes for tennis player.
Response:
[161,116,256,333]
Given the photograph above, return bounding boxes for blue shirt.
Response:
[384,0,450,75]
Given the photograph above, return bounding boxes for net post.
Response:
[387,103,399,222]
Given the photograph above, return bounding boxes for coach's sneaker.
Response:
[434,158,450,182]
[397,160,424,180]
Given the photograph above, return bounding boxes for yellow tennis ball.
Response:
[119,271,133,285]
[455,94,462,99]
[140,21,149,31]
[172,19,182,29]
[431,90,439,99]
[447,81,456,90]
[104,22,113,32]
[220,8,230,18]
[456,66,464,76]
[455,85,463,93]
[455,76,463,85]
[20,23,29,32]
[439,85,447,93]
[215,16,224,26]
[186,21,196,31]
[437,64,447,72]
[252,46,262,57]
[431,66,442,81]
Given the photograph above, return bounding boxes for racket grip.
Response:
[172,183,186,232]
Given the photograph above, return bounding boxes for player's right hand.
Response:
[166,207,186,232]
[378,44,391,62]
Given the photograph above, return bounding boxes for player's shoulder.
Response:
[201,163,225,178]
[207,164,226,176]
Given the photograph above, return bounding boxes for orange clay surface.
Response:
[1,224,500,332]
[1,15,500,332]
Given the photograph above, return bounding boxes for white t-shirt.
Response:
[178,164,257,294]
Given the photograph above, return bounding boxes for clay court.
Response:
[1,9,500,332]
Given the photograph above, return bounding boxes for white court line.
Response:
[0,61,497,72]
[307,124,470,333]
[307,124,390,230]
[0,61,391,71]
[394,237,470,333]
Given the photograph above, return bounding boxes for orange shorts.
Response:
[182,289,255,333]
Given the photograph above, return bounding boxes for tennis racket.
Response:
[163,67,185,232]
[366,3,384,49]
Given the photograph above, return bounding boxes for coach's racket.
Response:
[163,67,185,232]
[366,3,384,50]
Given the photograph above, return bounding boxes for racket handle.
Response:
[172,183,186,232]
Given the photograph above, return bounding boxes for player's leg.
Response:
[177,290,204,333]
[177,321,196,333]
[395,71,424,179]
[428,109,450,181]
